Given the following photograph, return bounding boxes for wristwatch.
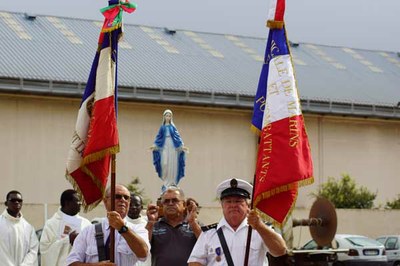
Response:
[118,225,129,234]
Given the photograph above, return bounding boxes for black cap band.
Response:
[220,187,250,199]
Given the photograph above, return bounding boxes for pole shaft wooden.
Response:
[110,154,116,262]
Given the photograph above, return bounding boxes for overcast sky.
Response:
[0,0,399,52]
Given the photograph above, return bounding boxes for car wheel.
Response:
[393,262,400,266]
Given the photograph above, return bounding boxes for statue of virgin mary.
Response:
[151,109,186,191]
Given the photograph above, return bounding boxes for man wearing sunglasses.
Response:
[0,190,39,266]
[146,186,201,266]
[66,184,150,266]
[40,189,91,266]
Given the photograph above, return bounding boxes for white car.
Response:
[376,235,400,266]
[302,234,387,265]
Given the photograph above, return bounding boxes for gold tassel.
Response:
[81,145,120,166]
[253,176,313,228]
[101,23,122,33]
[266,20,284,29]
[255,192,298,230]
[65,172,105,212]
[250,125,262,136]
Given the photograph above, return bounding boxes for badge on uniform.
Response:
[215,247,222,262]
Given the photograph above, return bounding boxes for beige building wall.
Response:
[298,116,400,208]
[1,93,400,244]
[0,94,258,206]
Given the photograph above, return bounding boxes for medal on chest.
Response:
[215,247,222,262]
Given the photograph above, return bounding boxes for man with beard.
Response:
[0,190,39,265]
[66,184,150,266]
[188,178,287,266]
[146,186,201,266]
[40,189,91,266]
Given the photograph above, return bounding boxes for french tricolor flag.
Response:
[251,0,314,226]
[65,25,121,211]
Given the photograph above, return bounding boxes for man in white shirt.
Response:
[40,189,91,266]
[0,190,39,266]
[188,178,287,266]
[66,184,150,266]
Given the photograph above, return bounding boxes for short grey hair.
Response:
[161,186,185,200]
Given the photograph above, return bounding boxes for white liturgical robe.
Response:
[40,209,91,266]
[0,209,39,266]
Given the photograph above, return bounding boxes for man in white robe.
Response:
[0,190,39,266]
[40,189,91,266]
[126,194,150,266]
[126,194,147,225]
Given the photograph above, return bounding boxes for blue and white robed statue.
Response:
[151,109,187,191]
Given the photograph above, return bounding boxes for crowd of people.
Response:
[0,178,287,266]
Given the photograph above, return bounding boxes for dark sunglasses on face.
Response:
[8,198,23,203]
[115,194,130,201]
[162,198,181,205]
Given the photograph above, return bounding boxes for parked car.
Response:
[376,235,400,266]
[302,234,387,265]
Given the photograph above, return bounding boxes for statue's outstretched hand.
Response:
[150,144,158,151]
[177,146,189,153]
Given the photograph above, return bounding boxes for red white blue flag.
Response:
[65,1,136,210]
[251,0,314,226]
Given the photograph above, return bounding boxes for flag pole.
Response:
[245,0,314,264]
[244,173,257,266]
[109,23,116,263]
[110,154,116,262]
[65,0,136,262]
[244,136,260,266]
[102,0,137,261]
[245,1,287,264]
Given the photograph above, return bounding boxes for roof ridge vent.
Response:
[24,13,37,21]
[289,41,299,47]
[164,27,176,35]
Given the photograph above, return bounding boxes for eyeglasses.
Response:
[8,198,23,203]
[115,194,130,201]
[162,198,182,205]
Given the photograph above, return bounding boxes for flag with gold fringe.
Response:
[251,0,314,226]
[65,0,136,211]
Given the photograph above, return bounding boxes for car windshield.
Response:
[376,237,386,245]
[345,237,382,247]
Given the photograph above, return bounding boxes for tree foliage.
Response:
[385,194,400,209]
[316,173,376,209]
[126,177,151,206]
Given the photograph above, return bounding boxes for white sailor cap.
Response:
[216,178,253,199]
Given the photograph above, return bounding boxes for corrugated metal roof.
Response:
[0,11,399,117]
